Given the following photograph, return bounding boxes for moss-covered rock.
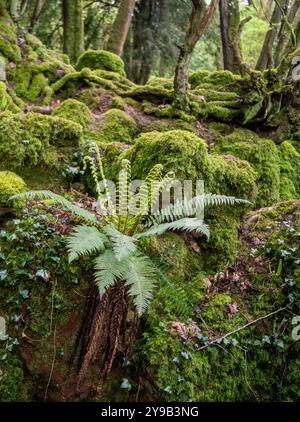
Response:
[91,108,137,144]
[0,349,28,402]
[212,128,281,206]
[0,112,82,169]
[76,50,126,76]
[52,99,92,128]
[278,141,300,200]
[0,170,26,206]
[0,11,21,62]
[0,81,21,112]
[120,130,210,181]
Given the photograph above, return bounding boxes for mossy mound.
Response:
[91,108,137,144]
[0,349,28,402]
[189,70,243,90]
[0,9,21,62]
[76,50,126,76]
[138,200,300,401]
[278,141,300,200]
[0,111,82,169]
[120,130,210,181]
[0,170,26,205]
[52,99,92,128]
[212,128,282,206]
[0,82,22,112]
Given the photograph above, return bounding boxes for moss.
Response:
[189,70,211,89]
[0,170,26,205]
[91,108,137,144]
[111,95,125,110]
[52,99,92,128]
[198,102,240,122]
[0,349,27,401]
[213,128,281,206]
[0,81,21,112]
[278,141,300,200]
[0,13,21,62]
[0,112,82,169]
[77,87,104,109]
[76,49,126,76]
[120,130,210,182]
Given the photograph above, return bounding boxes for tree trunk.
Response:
[62,0,84,64]
[219,0,242,74]
[274,0,300,66]
[29,0,46,33]
[173,0,217,110]
[107,0,136,57]
[256,0,283,70]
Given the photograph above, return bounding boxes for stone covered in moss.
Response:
[121,130,210,181]
[278,141,300,200]
[0,170,26,205]
[0,11,21,62]
[212,128,281,206]
[0,349,27,401]
[190,70,242,90]
[0,112,82,169]
[52,99,92,128]
[76,50,126,76]
[0,81,21,112]
[91,108,137,144]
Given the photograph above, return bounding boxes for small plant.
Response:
[12,142,249,315]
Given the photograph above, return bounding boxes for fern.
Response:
[122,254,157,315]
[103,224,137,261]
[67,225,107,263]
[94,249,128,296]
[147,193,250,226]
[137,218,210,239]
[11,191,99,225]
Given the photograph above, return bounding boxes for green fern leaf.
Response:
[122,254,157,315]
[67,225,107,263]
[103,224,137,261]
[137,218,210,239]
[94,249,127,296]
[11,191,99,225]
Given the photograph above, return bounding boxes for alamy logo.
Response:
[292,56,300,81]
[292,316,300,341]
[0,57,5,81]
[0,317,6,340]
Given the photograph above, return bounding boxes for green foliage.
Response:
[76,50,126,76]
[0,112,82,169]
[52,99,92,128]
[91,109,138,145]
[0,171,26,205]
[0,348,27,401]
[212,128,282,206]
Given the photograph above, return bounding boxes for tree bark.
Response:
[274,0,300,66]
[29,0,46,33]
[62,0,84,64]
[173,0,217,110]
[256,0,284,70]
[107,0,136,57]
[219,0,243,74]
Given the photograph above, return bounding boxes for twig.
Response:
[198,306,287,351]
[44,325,57,402]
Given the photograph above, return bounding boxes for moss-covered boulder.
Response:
[0,82,21,112]
[52,99,92,128]
[212,128,282,206]
[76,50,126,76]
[0,170,26,206]
[91,108,137,144]
[120,130,210,181]
[278,141,300,200]
[0,9,21,62]
[0,112,82,169]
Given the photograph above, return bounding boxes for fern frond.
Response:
[67,225,107,263]
[122,254,157,315]
[11,191,99,224]
[94,249,127,296]
[136,218,210,239]
[103,224,137,261]
[147,194,250,226]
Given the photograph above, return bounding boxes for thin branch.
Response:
[198,306,287,351]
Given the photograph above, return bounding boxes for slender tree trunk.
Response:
[274,0,300,66]
[29,0,46,33]
[173,0,217,110]
[219,0,243,74]
[256,0,283,70]
[62,0,84,64]
[107,0,136,57]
